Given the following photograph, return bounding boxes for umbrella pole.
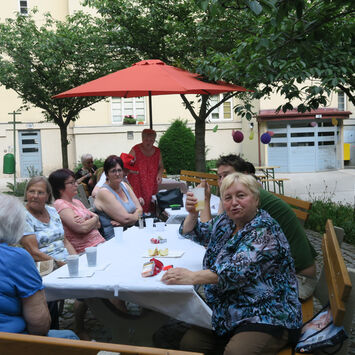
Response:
[149,91,153,129]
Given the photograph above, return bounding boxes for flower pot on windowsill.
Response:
[137,121,144,125]
[123,117,136,124]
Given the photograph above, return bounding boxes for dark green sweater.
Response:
[259,188,317,272]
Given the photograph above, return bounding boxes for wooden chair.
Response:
[278,219,354,355]
[272,193,312,224]
[179,170,218,187]
[0,332,203,355]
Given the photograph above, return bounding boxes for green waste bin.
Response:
[3,153,15,174]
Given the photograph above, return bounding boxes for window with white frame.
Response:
[111,97,146,124]
[19,0,28,15]
[208,94,233,120]
[338,91,346,111]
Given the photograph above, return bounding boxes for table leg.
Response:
[86,298,171,346]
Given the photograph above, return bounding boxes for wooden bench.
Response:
[180,170,218,187]
[278,219,354,355]
[0,332,203,355]
[272,193,312,224]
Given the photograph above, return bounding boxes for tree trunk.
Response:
[59,124,69,168]
[195,117,206,172]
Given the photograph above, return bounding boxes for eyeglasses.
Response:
[65,180,77,185]
[109,168,123,175]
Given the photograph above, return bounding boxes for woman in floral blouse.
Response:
[162,172,302,355]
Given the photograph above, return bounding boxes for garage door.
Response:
[268,120,339,172]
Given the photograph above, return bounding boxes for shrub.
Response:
[305,199,355,245]
[158,119,195,174]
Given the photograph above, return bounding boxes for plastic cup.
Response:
[155,222,165,232]
[145,218,154,230]
[191,187,205,211]
[66,255,79,277]
[85,247,97,267]
[114,227,123,240]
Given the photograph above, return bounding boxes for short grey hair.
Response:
[81,153,93,163]
[0,194,26,244]
[24,176,53,204]
[220,172,260,201]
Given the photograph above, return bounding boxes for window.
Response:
[208,94,233,120]
[111,97,146,124]
[19,0,28,15]
[338,91,346,111]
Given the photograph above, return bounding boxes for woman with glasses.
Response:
[48,169,105,254]
[48,168,105,340]
[94,155,142,240]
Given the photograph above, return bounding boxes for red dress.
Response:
[128,144,160,213]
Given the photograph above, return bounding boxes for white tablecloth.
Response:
[165,194,220,224]
[43,224,212,329]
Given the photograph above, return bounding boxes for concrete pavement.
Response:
[275,169,355,205]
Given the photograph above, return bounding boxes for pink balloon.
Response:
[267,131,274,137]
[310,122,317,127]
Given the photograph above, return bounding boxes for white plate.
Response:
[142,250,185,258]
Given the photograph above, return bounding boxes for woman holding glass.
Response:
[162,173,302,355]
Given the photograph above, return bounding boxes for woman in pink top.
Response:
[128,129,164,213]
[48,169,105,254]
[48,168,105,340]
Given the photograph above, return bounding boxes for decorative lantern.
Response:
[310,122,317,127]
[232,130,244,143]
[332,118,338,126]
[260,132,271,144]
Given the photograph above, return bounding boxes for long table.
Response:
[43,224,212,344]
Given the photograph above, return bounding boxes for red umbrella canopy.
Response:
[53,59,247,98]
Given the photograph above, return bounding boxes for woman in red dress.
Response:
[128,129,164,213]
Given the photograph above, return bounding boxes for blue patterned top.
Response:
[181,209,302,336]
[23,205,68,262]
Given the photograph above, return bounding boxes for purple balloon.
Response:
[261,132,271,144]
[232,130,244,143]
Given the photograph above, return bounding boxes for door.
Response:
[268,121,338,172]
[19,130,43,177]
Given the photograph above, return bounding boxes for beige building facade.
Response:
[0,1,353,178]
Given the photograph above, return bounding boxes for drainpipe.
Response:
[258,120,261,166]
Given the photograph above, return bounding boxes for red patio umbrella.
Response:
[53,59,248,128]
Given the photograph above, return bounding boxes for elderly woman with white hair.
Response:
[74,153,97,195]
[0,194,78,339]
[162,173,302,355]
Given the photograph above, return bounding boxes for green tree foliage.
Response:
[0,10,132,167]
[84,0,355,170]
[158,120,195,174]
[83,0,244,172]
[196,0,355,114]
